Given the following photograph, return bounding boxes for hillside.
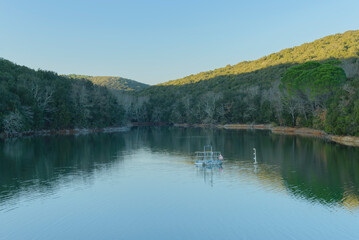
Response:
[2,30,359,136]
[160,30,359,86]
[130,30,359,136]
[0,59,125,136]
[67,75,149,91]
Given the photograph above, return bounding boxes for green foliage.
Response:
[2,30,359,136]
[325,77,359,135]
[280,61,346,99]
[159,30,359,87]
[132,30,359,135]
[0,58,125,134]
[67,74,149,91]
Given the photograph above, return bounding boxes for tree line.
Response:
[2,57,359,137]
[121,30,359,136]
[123,60,359,136]
[0,58,124,135]
[2,30,359,136]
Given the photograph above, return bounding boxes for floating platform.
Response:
[195,145,223,166]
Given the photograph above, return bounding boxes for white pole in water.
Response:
[253,148,257,164]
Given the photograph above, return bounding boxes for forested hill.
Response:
[132,30,359,136]
[0,58,126,136]
[159,30,359,86]
[67,75,149,91]
[2,30,359,137]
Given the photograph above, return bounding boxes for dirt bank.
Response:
[328,135,359,147]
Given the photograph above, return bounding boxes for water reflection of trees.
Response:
[1,127,359,210]
[132,127,359,209]
[222,130,359,210]
[277,136,359,209]
[0,133,130,204]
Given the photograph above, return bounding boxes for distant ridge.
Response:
[67,74,150,91]
[159,30,359,86]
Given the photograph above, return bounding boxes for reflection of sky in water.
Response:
[0,127,359,239]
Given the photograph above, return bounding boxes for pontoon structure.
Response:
[195,145,223,165]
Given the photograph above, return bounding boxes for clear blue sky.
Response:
[1,0,358,85]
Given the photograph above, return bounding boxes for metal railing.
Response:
[195,151,221,159]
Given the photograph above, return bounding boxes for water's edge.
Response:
[2,122,359,147]
[174,123,359,147]
[0,126,131,139]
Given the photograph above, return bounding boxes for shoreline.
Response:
[174,123,359,147]
[2,122,359,147]
[0,126,130,139]
[224,124,359,147]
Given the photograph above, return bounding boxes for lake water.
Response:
[1,127,359,239]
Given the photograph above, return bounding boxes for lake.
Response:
[1,127,359,239]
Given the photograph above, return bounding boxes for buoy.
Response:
[253,148,257,164]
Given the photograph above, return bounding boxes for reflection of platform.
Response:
[196,164,223,187]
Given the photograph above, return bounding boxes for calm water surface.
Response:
[1,127,359,239]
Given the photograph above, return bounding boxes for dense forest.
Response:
[125,30,359,136]
[0,59,125,135]
[67,75,149,91]
[1,30,359,136]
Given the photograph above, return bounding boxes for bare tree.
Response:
[200,92,222,123]
[3,110,23,134]
[21,105,34,125]
[31,81,54,118]
[283,97,299,126]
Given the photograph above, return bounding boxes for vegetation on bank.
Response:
[66,74,149,91]
[0,59,125,135]
[2,30,359,137]
[127,30,359,136]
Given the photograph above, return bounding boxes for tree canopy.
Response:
[0,59,125,135]
[2,30,359,136]
[280,61,346,99]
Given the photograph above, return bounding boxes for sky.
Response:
[1,0,359,85]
